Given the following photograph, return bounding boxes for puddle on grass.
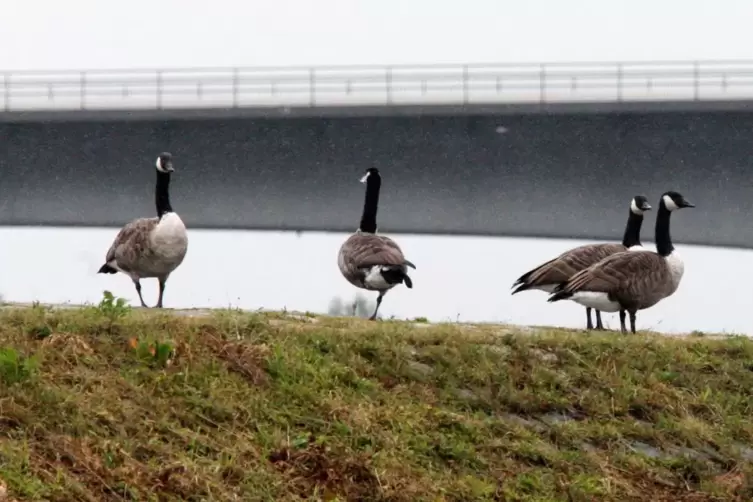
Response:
[629,440,664,459]
[453,388,477,400]
[538,411,576,425]
[406,360,433,376]
[732,443,753,461]
[500,413,545,431]
[531,348,559,363]
[627,440,728,465]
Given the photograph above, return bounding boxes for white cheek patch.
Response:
[360,172,370,183]
[663,194,678,211]
[630,199,641,214]
[156,157,166,172]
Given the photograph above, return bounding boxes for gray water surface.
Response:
[2,227,748,335]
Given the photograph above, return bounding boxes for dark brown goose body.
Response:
[513,242,629,294]
[338,232,415,291]
[337,168,415,320]
[512,195,652,330]
[549,191,694,334]
[97,152,188,309]
[556,251,680,311]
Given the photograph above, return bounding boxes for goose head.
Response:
[360,167,380,183]
[155,152,174,173]
[630,195,652,214]
[661,191,695,211]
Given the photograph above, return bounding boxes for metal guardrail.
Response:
[3,60,753,112]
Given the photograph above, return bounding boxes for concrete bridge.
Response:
[0,60,752,249]
[3,60,753,121]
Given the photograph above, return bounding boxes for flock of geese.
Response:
[512,192,693,333]
[98,152,693,333]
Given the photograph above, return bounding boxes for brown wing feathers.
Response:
[340,233,415,290]
[550,251,668,303]
[513,243,626,293]
[100,218,158,273]
[346,235,412,270]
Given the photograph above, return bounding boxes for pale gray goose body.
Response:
[97,152,188,308]
[337,168,415,320]
[548,191,694,333]
[512,195,652,330]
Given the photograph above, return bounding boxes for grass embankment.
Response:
[0,295,752,501]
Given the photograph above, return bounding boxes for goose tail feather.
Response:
[98,263,118,274]
[547,290,572,303]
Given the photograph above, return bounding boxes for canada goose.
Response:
[337,167,415,320]
[547,191,694,334]
[97,152,188,308]
[511,195,652,330]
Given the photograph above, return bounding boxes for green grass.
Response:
[0,296,752,501]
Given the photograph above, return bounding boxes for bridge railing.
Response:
[3,60,753,112]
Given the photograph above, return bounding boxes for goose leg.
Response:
[155,277,167,309]
[619,310,627,334]
[133,279,148,308]
[369,292,384,321]
[595,310,605,330]
[586,307,594,330]
[629,311,637,334]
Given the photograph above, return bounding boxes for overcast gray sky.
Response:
[2,0,753,70]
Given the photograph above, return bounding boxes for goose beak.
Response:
[681,200,695,208]
[641,203,652,211]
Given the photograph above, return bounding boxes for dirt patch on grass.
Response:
[204,335,271,386]
[268,436,385,501]
[23,435,205,501]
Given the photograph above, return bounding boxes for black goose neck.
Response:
[359,172,381,234]
[155,170,173,218]
[654,202,674,257]
[621,210,644,248]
